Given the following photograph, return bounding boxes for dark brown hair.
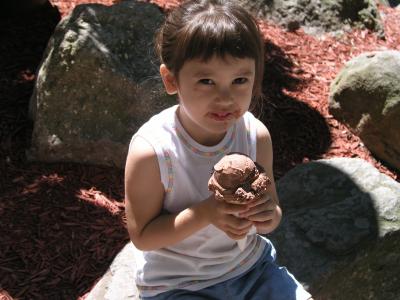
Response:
[155,0,265,108]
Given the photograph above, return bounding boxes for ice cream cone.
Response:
[208,153,271,251]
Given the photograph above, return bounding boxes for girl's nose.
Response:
[216,88,233,105]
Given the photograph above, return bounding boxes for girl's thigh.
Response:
[230,240,312,300]
[236,261,312,300]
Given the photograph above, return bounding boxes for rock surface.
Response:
[85,243,138,300]
[236,0,383,36]
[28,1,175,168]
[314,230,400,300]
[270,157,400,291]
[329,50,400,172]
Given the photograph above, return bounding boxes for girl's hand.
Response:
[203,195,254,240]
[238,195,282,234]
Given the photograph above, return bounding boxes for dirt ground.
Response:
[0,1,399,299]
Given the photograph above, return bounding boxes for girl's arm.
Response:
[125,136,251,251]
[239,119,282,234]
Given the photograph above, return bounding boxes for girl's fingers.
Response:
[247,195,271,208]
[239,201,272,218]
[226,227,252,238]
[226,214,252,229]
[220,202,248,214]
[253,220,274,232]
[247,210,274,222]
[225,223,253,239]
[226,231,248,240]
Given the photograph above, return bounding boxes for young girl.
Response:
[125,1,312,299]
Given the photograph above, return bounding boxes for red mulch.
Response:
[0,1,399,299]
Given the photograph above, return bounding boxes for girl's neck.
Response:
[176,106,227,147]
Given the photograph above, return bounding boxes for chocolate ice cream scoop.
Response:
[208,153,271,204]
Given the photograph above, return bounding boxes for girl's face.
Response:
[161,55,255,146]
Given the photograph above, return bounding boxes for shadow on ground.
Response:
[1,162,129,299]
[0,1,60,147]
[256,41,332,178]
[0,2,130,299]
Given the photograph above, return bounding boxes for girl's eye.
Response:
[233,78,248,84]
[199,79,214,85]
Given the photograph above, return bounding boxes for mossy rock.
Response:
[29,1,176,168]
[329,51,400,172]
[237,0,384,36]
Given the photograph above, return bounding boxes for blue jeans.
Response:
[140,239,312,300]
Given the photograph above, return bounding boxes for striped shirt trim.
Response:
[174,124,236,157]
[162,148,173,193]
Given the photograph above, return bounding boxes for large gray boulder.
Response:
[28,1,175,168]
[236,0,383,36]
[314,230,400,300]
[85,243,138,300]
[270,157,400,291]
[329,51,400,172]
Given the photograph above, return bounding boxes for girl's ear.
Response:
[160,64,178,95]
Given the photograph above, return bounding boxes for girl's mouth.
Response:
[209,112,235,121]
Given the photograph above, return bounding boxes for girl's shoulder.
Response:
[242,110,264,130]
[243,110,257,121]
[242,111,271,139]
[241,111,271,141]
[137,105,178,133]
[129,105,178,151]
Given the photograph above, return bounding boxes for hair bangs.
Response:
[174,12,259,72]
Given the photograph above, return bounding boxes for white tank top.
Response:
[129,105,267,297]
